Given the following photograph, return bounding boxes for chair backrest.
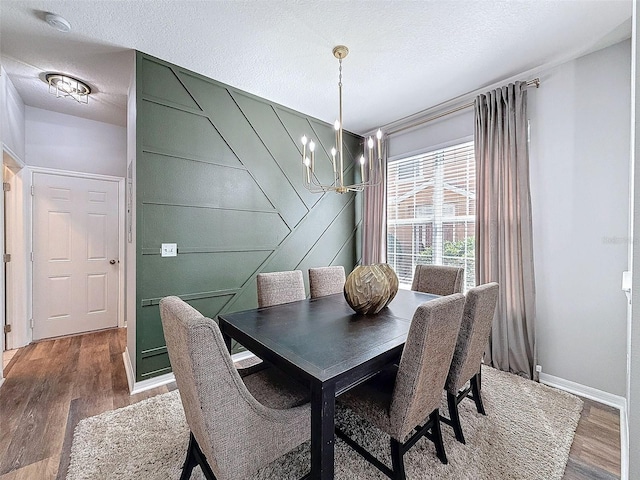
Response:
[309,266,346,298]
[411,264,464,296]
[445,282,499,393]
[160,296,273,479]
[256,270,306,307]
[389,293,465,440]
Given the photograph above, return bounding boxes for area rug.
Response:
[66,366,582,480]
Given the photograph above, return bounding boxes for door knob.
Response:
[110,259,117,265]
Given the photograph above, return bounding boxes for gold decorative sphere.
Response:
[379,263,399,307]
[344,264,399,315]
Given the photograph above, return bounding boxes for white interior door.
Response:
[33,172,119,340]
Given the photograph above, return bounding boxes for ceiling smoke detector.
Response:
[45,13,71,33]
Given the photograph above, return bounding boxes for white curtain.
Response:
[475,82,537,380]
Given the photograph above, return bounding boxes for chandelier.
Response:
[45,73,91,104]
[301,46,383,194]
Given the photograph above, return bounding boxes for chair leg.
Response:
[390,439,406,480]
[470,372,486,415]
[180,433,198,480]
[447,392,466,444]
[430,411,448,464]
[182,432,217,480]
[339,412,447,479]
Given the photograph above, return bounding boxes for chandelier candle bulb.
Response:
[301,135,307,165]
[368,137,374,171]
[360,155,365,182]
[309,140,315,172]
[377,129,382,155]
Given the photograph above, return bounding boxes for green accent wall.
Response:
[135,52,362,381]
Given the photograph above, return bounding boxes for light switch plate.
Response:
[161,243,177,257]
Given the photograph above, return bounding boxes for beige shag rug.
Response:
[66,366,582,480]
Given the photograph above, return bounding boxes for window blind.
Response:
[387,141,476,289]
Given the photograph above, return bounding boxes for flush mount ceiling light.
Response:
[45,73,91,104]
[45,13,71,33]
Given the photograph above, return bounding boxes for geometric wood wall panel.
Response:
[142,204,289,252]
[138,294,234,354]
[231,91,322,210]
[140,250,271,300]
[138,152,274,212]
[178,72,310,229]
[140,57,201,110]
[136,52,361,380]
[140,101,244,168]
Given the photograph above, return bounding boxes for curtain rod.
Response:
[386,78,541,136]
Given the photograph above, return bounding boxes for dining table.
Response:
[218,288,439,480]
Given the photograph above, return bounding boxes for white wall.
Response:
[25,106,126,178]
[0,67,28,372]
[388,108,474,159]
[385,39,631,398]
[530,40,631,396]
[1,67,26,161]
[628,1,639,476]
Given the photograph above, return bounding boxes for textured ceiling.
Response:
[0,0,633,131]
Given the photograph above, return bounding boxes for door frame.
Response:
[3,146,27,350]
[1,144,26,386]
[30,167,126,336]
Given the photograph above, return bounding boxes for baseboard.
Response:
[123,349,257,395]
[539,372,628,480]
[0,377,4,389]
[231,350,256,362]
[122,348,136,393]
[620,405,629,480]
[539,372,626,409]
[130,371,176,395]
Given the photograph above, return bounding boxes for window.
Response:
[397,158,423,182]
[387,141,475,290]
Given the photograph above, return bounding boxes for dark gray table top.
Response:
[218,289,439,384]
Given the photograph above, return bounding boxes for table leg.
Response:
[310,381,335,480]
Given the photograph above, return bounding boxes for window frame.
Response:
[386,139,476,291]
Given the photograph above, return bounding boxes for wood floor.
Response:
[0,328,621,480]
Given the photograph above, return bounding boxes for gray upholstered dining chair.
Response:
[308,266,346,298]
[411,264,464,296]
[336,294,465,479]
[252,270,307,370]
[159,296,311,480]
[442,282,499,444]
[257,270,306,307]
